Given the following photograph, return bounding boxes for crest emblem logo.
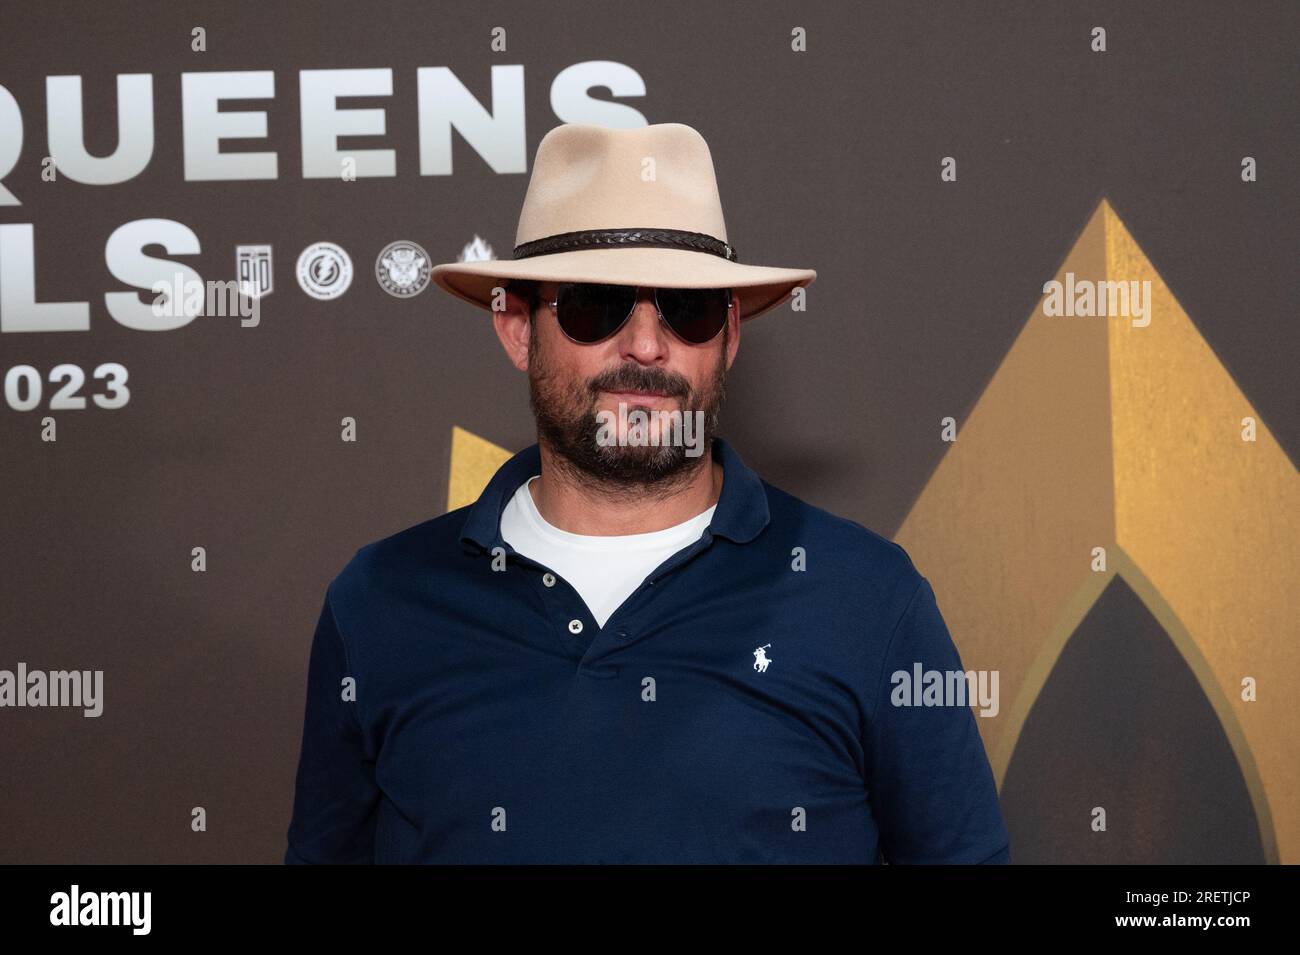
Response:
[296,242,353,300]
[375,240,431,298]
[236,245,273,299]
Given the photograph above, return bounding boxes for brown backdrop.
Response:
[0,0,1296,863]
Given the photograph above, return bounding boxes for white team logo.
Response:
[458,234,495,262]
[236,245,273,299]
[375,240,431,298]
[296,242,353,300]
[753,644,772,673]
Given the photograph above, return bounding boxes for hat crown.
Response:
[514,123,729,248]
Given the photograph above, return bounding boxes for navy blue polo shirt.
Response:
[284,437,1010,864]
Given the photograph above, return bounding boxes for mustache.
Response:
[589,366,689,398]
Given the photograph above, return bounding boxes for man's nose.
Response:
[618,288,670,352]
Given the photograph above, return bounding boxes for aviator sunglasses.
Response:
[545,282,733,345]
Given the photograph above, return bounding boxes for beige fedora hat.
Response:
[429,122,816,322]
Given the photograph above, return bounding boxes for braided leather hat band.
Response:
[513,227,737,263]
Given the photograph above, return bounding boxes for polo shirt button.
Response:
[568,619,583,634]
[542,572,556,587]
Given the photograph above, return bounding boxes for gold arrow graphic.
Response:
[896,199,1297,863]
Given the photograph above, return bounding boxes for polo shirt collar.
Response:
[458,436,769,552]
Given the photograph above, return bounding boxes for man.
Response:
[284,122,1010,864]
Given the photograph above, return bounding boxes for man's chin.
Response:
[575,439,695,484]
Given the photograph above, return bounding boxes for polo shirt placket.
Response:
[497,521,717,680]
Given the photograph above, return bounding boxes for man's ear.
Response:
[723,289,741,371]
[491,286,533,372]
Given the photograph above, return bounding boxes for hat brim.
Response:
[429,246,816,322]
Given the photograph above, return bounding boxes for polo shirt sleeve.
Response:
[865,574,1011,864]
[284,589,380,864]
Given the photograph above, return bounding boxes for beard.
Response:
[527,320,728,495]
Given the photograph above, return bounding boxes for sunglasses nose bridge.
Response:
[623,287,669,334]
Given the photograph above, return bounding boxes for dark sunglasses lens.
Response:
[656,287,730,343]
[555,283,637,342]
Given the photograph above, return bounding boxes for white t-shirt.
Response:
[499,475,717,629]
